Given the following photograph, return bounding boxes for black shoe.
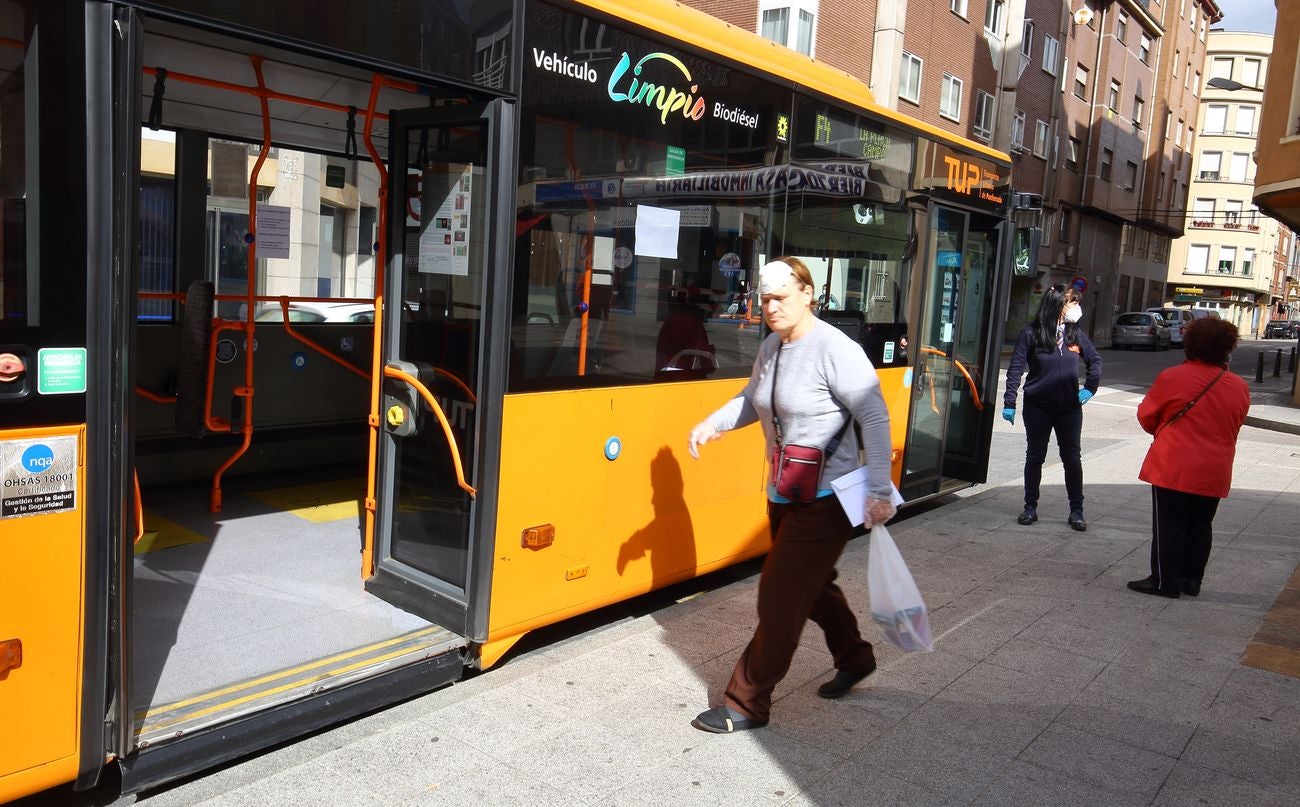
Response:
[1127,576,1179,599]
[817,660,878,699]
[1068,511,1087,532]
[1179,578,1201,597]
[1017,508,1038,525]
[692,706,768,733]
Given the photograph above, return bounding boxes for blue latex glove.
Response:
[1078,389,1094,405]
[1001,407,1015,424]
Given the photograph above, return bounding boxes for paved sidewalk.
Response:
[113,380,1300,806]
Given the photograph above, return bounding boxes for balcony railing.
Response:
[1190,220,1260,231]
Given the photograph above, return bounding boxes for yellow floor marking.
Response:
[246,478,363,523]
[134,511,209,555]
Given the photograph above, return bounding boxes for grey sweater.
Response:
[704,318,893,500]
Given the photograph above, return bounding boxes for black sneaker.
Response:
[817,660,878,699]
[1016,508,1038,525]
[1127,576,1179,599]
[692,706,768,733]
[1179,578,1201,597]
[1068,511,1087,532]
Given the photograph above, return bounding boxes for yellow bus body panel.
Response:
[0,425,85,803]
[486,370,913,654]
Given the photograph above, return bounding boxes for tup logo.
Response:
[22,443,56,474]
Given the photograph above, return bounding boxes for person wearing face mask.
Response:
[1002,285,1102,531]
[685,256,895,733]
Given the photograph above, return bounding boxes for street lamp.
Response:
[1206,76,1263,92]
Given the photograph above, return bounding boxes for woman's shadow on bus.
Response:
[616,446,697,581]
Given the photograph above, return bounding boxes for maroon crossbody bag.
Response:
[769,344,851,503]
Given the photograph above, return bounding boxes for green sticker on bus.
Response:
[37,348,87,395]
[665,146,685,176]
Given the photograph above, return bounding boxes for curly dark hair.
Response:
[1183,317,1237,366]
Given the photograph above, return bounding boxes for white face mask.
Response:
[1063,304,1083,323]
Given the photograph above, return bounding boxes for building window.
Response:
[899,52,922,104]
[1199,151,1221,180]
[1187,244,1210,274]
[1116,11,1128,43]
[950,0,967,18]
[1011,108,1026,148]
[1192,71,1201,96]
[1193,197,1215,223]
[1229,152,1250,182]
[1243,58,1262,87]
[1153,235,1170,263]
[1235,105,1257,135]
[1224,200,1242,224]
[985,0,1004,35]
[1218,246,1235,273]
[1204,104,1228,133]
[1022,20,1034,57]
[974,90,995,140]
[1139,35,1151,64]
[1210,57,1233,80]
[1074,64,1089,99]
[1100,148,1113,181]
[1158,170,1167,200]
[940,74,963,121]
[1059,208,1071,240]
[1173,51,1180,77]
[1125,160,1137,190]
[1043,35,1059,76]
[1243,248,1255,275]
[1165,111,1172,138]
[1034,120,1049,158]
[760,3,817,56]
[1108,80,1121,112]
[1132,96,1144,129]
[1066,136,1081,171]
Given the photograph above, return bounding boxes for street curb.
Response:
[1245,415,1300,436]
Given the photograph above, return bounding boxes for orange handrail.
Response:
[382,366,476,498]
[132,470,145,545]
[210,56,273,513]
[264,298,369,381]
[135,387,176,404]
[919,346,984,412]
[143,66,398,121]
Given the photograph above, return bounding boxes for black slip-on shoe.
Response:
[1016,508,1038,525]
[1127,577,1179,599]
[1068,511,1087,532]
[1179,578,1201,597]
[817,660,878,699]
[692,706,768,733]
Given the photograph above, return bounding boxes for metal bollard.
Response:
[1290,346,1297,374]
[1256,351,1265,382]
[1275,349,1283,377]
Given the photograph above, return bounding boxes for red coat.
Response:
[1137,360,1251,498]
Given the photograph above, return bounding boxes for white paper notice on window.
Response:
[830,466,905,528]
[634,204,680,259]
[254,205,292,260]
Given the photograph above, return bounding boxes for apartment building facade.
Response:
[1254,2,1300,329]
[1169,31,1284,336]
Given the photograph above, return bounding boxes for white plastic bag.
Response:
[867,524,934,653]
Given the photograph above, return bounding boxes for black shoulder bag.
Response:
[769,344,852,502]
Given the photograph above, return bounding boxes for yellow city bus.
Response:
[0,0,1014,799]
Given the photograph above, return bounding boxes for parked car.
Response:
[1264,319,1300,339]
[1113,311,1172,350]
[1145,307,1194,345]
[254,301,375,324]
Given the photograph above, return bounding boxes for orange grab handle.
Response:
[919,347,984,411]
[132,470,145,545]
[382,366,477,499]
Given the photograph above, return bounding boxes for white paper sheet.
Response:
[830,466,905,527]
[634,204,680,259]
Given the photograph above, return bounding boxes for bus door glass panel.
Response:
[371,104,498,629]
[903,206,966,490]
[941,212,1000,480]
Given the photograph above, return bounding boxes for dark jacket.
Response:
[1003,322,1102,409]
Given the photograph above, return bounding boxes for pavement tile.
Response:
[593,761,783,807]
[1181,725,1300,796]
[971,759,1147,807]
[1055,688,1202,758]
[851,729,1017,802]
[396,760,578,807]
[677,726,836,802]
[1016,723,1177,803]
[1152,761,1299,807]
[508,716,684,803]
[782,767,958,807]
[895,695,1051,756]
[1013,614,1139,662]
[763,688,886,759]
[982,636,1108,690]
[876,647,977,697]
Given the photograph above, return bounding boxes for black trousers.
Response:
[1022,400,1084,512]
[1150,485,1220,591]
[724,495,876,722]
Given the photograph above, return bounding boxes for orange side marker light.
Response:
[521,524,555,550]
[0,639,21,678]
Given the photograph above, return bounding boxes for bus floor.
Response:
[130,469,446,750]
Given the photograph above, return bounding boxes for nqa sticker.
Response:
[1,435,78,519]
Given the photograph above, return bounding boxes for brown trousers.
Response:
[724,495,876,722]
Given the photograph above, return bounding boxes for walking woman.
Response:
[1002,285,1102,531]
[686,257,895,733]
[1128,317,1250,598]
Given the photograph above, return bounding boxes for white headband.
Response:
[759,260,796,294]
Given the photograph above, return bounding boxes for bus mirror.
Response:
[1014,228,1041,277]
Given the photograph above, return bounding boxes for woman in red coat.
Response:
[1128,318,1251,598]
